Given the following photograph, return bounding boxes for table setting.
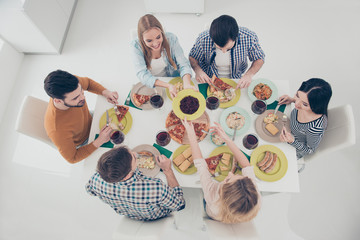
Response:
[85,77,300,193]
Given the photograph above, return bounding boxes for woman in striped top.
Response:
[278,78,332,159]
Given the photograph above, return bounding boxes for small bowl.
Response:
[210,133,225,146]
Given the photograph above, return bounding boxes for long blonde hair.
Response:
[137,14,177,71]
[217,177,260,223]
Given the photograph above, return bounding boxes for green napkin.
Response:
[241,150,251,161]
[198,83,209,99]
[267,100,286,113]
[124,91,142,110]
[95,134,114,148]
[153,143,173,158]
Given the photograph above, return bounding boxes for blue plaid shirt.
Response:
[189,27,265,79]
[86,169,185,221]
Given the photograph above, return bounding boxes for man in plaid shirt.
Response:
[86,146,185,221]
[189,15,265,89]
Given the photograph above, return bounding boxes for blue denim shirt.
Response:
[131,32,192,88]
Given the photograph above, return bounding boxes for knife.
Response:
[106,110,110,126]
[273,104,280,116]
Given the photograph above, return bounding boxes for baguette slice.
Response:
[178,160,192,172]
[173,154,186,167]
[182,147,192,159]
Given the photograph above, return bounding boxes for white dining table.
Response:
[84,77,300,193]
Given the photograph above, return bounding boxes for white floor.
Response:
[1,0,360,239]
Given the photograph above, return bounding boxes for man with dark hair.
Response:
[86,147,185,221]
[44,70,119,163]
[189,15,265,89]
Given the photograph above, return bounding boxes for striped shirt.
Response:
[189,27,265,79]
[289,109,327,159]
[85,169,185,221]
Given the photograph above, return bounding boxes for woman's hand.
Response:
[168,84,177,98]
[181,117,197,141]
[102,90,119,105]
[278,95,295,105]
[280,127,294,144]
[183,81,199,92]
[210,122,231,142]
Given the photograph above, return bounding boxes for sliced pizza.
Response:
[165,111,182,128]
[205,153,223,174]
[115,105,129,122]
[168,124,185,144]
[193,122,209,140]
[212,75,233,90]
[132,93,150,107]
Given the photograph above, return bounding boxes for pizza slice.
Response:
[205,153,223,174]
[212,75,233,90]
[168,124,185,144]
[193,122,209,140]
[165,111,182,128]
[115,105,129,123]
[132,93,150,107]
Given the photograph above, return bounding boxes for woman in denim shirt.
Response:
[131,14,196,97]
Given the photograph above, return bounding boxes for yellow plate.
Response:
[250,145,288,182]
[172,89,206,120]
[206,78,241,108]
[166,77,195,100]
[208,146,234,182]
[172,145,197,175]
[99,108,132,134]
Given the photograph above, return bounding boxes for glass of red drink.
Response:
[242,134,259,150]
[251,100,267,115]
[156,130,171,146]
[110,130,125,145]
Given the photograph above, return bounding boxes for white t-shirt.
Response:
[215,48,231,78]
[150,56,167,77]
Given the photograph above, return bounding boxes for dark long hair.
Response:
[298,78,332,116]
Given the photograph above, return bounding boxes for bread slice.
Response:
[222,153,232,161]
[173,154,186,167]
[178,160,192,172]
[188,155,194,163]
[182,147,192,159]
[221,158,230,166]
[265,123,279,135]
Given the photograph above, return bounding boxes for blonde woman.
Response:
[182,120,261,223]
[131,14,196,97]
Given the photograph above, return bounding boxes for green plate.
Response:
[166,77,195,100]
[208,146,234,182]
[250,144,288,182]
[206,78,240,108]
[172,89,206,120]
[219,106,251,136]
[247,78,278,104]
[172,145,197,175]
[99,108,132,134]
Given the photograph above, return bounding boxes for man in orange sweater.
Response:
[44,70,118,164]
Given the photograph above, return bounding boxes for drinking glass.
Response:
[150,94,164,109]
[242,134,259,150]
[251,100,267,115]
[156,130,171,146]
[110,130,125,145]
[206,95,220,122]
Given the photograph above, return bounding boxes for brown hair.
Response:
[217,177,260,223]
[137,14,177,70]
[97,146,133,183]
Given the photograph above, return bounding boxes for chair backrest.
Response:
[15,95,55,148]
[305,104,356,161]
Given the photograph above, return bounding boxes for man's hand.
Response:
[195,69,211,84]
[236,74,253,89]
[156,155,172,172]
[93,125,112,148]
[280,127,294,144]
[102,90,119,105]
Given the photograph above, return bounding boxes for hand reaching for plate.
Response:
[102,90,119,105]
[278,94,295,105]
[210,122,231,143]
[181,117,197,141]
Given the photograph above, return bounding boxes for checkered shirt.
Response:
[86,169,185,221]
[189,27,265,79]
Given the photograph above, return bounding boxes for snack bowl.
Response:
[210,133,225,146]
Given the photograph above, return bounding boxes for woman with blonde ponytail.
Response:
[132,14,196,98]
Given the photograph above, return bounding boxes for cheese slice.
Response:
[265,123,279,135]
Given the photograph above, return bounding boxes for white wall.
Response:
[0,39,24,125]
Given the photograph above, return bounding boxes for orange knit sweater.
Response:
[44,76,106,164]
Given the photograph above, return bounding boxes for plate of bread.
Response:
[255,110,290,143]
[172,145,197,175]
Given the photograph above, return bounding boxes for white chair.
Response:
[15,95,55,148]
[301,104,356,167]
[112,215,175,240]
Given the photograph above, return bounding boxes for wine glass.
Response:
[251,100,267,115]
[156,130,171,146]
[206,95,220,122]
[150,93,164,109]
[110,130,125,145]
[242,134,259,150]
